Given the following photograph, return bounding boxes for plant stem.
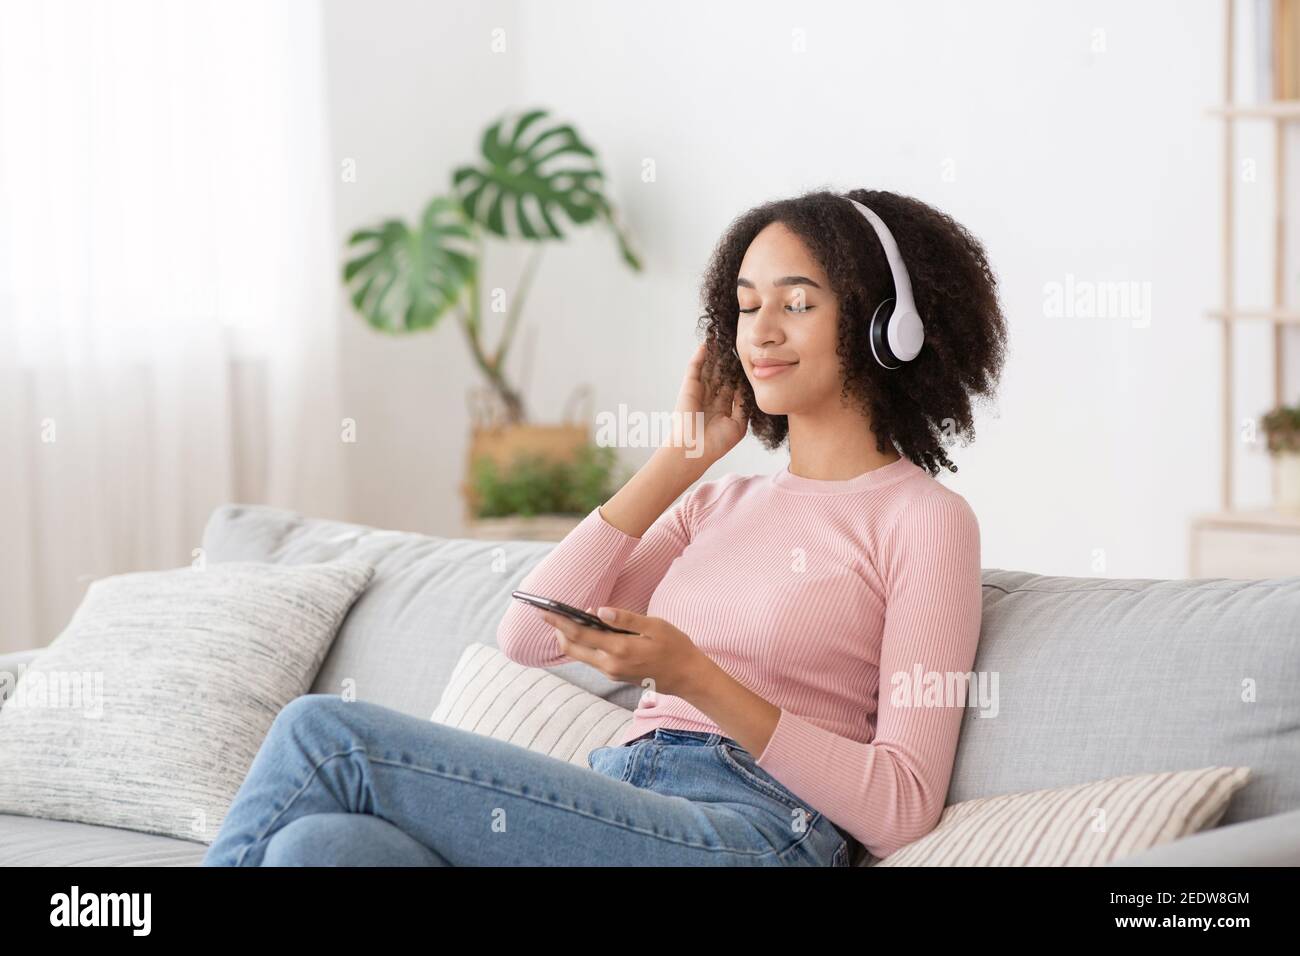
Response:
[456,258,526,425]
[493,243,544,370]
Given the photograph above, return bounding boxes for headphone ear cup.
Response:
[869,298,902,370]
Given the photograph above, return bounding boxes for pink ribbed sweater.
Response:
[494,454,983,859]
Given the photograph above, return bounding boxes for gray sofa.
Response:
[1,503,1297,866]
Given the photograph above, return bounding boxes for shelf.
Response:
[1190,507,1300,577]
[1207,100,1300,118]
[1206,307,1300,324]
[1191,508,1300,532]
[1192,1,1299,577]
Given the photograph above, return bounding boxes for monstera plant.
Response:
[342,107,641,425]
[342,107,640,534]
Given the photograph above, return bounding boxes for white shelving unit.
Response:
[1192,0,1300,577]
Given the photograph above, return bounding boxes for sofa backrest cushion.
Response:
[202,505,645,724]
[952,570,1299,825]
[203,505,1300,826]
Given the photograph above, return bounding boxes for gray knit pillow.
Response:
[0,559,374,844]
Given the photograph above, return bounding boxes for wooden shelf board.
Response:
[1191,509,1300,532]
[1206,308,1300,324]
[1207,100,1300,118]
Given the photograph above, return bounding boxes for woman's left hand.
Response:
[535,605,710,699]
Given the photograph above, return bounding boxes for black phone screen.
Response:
[510,590,640,634]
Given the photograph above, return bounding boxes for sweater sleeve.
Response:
[495,474,734,668]
[753,491,983,860]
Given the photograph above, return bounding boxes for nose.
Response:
[745,302,786,350]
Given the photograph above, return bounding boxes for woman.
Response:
[201,188,1007,867]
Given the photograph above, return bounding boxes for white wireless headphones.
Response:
[844,196,925,369]
[732,195,926,370]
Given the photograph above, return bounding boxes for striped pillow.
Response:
[431,643,635,765]
[873,766,1251,866]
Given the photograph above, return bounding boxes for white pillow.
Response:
[872,766,1251,866]
[431,643,635,765]
[0,559,374,844]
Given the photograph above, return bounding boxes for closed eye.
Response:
[738,305,815,314]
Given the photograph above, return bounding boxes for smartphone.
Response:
[510,590,641,634]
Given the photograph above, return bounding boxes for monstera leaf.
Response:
[342,196,476,333]
[452,108,641,271]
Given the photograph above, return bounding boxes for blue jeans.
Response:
[201,694,856,866]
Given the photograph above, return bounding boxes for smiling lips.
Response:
[750,358,797,380]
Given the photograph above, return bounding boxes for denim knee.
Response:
[264,693,353,745]
[260,813,441,866]
[274,692,346,726]
[262,814,349,866]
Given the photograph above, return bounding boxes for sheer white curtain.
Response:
[0,0,348,652]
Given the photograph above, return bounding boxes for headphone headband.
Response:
[844,196,925,367]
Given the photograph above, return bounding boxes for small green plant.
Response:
[1262,403,1300,454]
[470,444,628,518]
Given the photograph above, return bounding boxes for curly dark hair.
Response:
[696,188,1008,477]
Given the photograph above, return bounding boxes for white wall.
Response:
[322,0,525,537]
[321,0,1274,579]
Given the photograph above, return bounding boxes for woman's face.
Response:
[734,221,843,417]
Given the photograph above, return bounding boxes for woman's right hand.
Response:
[668,342,749,470]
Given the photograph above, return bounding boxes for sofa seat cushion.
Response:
[0,814,208,866]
